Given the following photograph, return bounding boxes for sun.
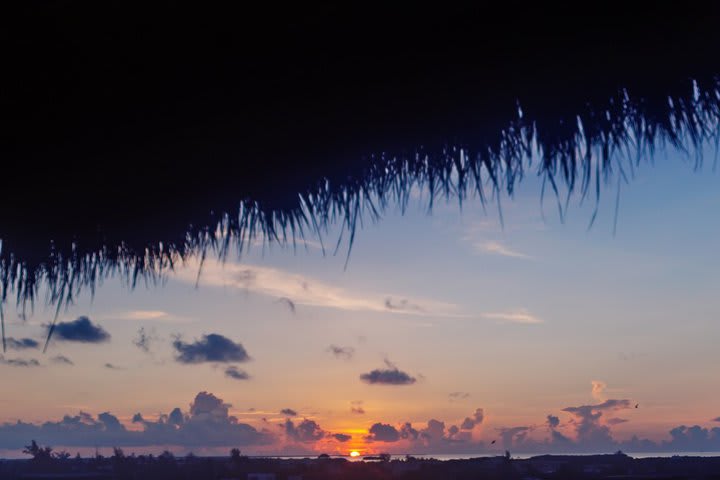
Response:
[350,451,360,458]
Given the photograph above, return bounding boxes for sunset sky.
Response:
[2,148,720,457]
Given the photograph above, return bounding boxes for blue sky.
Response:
[1,145,719,456]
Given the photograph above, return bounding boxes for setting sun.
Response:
[349,451,360,458]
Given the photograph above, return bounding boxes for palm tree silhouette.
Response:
[2,5,720,348]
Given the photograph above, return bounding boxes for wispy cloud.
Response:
[481,309,543,324]
[473,241,530,259]
[106,310,190,324]
[176,261,461,317]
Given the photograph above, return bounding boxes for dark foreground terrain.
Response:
[3,449,720,480]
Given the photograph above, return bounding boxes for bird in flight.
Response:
[276,297,296,314]
[491,440,496,445]
[635,403,639,409]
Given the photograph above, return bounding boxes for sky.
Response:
[1,146,720,457]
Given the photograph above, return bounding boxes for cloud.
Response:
[481,309,542,324]
[133,327,156,353]
[104,363,123,370]
[449,392,470,402]
[350,401,365,414]
[327,345,354,361]
[175,261,461,317]
[333,433,351,442]
[546,414,560,429]
[2,391,720,455]
[384,298,424,313]
[360,361,417,385]
[173,334,250,364]
[6,337,39,350]
[367,423,400,442]
[562,399,632,448]
[659,425,720,452]
[108,310,189,323]
[473,241,529,259]
[460,408,485,430]
[284,419,324,443]
[224,366,250,380]
[51,316,110,343]
[591,380,607,402]
[280,409,298,417]
[607,418,629,425]
[0,355,40,367]
[0,391,271,449]
[400,422,419,440]
[51,355,74,366]
[499,426,531,447]
[714,417,720,422]
[420,419,448,445]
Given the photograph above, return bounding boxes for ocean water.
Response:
[342,452,720,462]
[3,449,719,461]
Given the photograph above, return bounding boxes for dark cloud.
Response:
[460,408,485,430]
[51,355,74,366]
[499,426,531,448]
[98,412,123,431]
[360,364,416,385]
[280,408,298,417]
[168,408,184,426]
[367,423,400,442]
[460,417,475,430]
[714,417,720,422]
[224,366,250,380]
[546,414,560,429]
[412,417,473,447]
[0,355,40,367]
[421,419,446,443]
[327,345,354,360]
[660,425,720,452]
[449,391,470,401]
[284,419,324,443]
[133,327,155,353]
[562,399,632,448]
[333,433,351,442]
[52,316,110,343]
[6,337,39,350]
[173,334,250,364]
[400,422,419,440]
[384,297,424,313]
[0,391,270,448]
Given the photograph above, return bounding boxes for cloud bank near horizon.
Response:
[1,393,719,455]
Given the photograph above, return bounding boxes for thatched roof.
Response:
[2,4,720,346]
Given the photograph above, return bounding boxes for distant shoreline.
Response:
[3,452,720,461]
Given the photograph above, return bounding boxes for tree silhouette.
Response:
[23,440,53,463]
[230,448,242,462]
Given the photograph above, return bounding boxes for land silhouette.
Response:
[3,441,720,480]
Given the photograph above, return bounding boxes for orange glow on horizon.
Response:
[350,451,360,457]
